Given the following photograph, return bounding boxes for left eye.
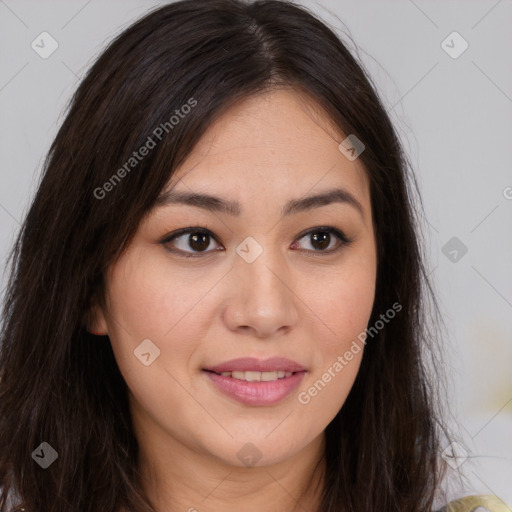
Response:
[160,226,352,258]
[292,227,350,253]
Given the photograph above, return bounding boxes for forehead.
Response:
[162,87,371,216]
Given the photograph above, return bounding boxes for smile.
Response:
[214,370,294,381]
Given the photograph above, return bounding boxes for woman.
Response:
[0,0,507,511]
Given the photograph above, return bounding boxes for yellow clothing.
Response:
[443,495,512,512]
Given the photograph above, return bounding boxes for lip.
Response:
[204,370,306,406]
[204,357,307,374]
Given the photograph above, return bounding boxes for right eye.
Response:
[159,227,224,258]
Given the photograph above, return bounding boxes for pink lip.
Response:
[204,370,306,406]
[204,357,307,373]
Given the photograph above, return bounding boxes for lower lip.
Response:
[204,370,306,406]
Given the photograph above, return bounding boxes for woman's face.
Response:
[91,88,377,469]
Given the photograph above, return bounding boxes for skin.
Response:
[89,87,377,512]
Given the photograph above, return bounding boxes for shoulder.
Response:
[437,495,512,512]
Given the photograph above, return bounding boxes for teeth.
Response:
[218,370,294,381]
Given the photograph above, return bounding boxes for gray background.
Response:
[1,0,511,504]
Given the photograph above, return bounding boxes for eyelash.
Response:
[159,226,353,259]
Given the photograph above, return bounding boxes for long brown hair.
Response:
[0,0,451,510]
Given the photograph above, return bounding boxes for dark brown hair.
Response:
[0,0,452,510]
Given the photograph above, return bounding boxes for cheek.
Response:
[325,275,375,350]
[105,247,209,339]
[295,247,375,419]
[102,250,208,433]
[307,247,377,352]
[103,247,219,390]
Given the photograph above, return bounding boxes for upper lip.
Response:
[204,357,307,374]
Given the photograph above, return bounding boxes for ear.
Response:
[83,294,109,335]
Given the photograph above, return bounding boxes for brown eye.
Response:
[187,232,211,252]
[291,227,351,254]
[160,228,222,257]
[309,231,331,251]
[160,226,352,259]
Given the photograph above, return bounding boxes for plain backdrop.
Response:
[1,0,511,505]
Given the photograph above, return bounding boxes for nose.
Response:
[221,242,300,339]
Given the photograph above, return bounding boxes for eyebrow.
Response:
[154,187,365,219]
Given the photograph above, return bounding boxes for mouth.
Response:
[202,357,307,406]
[204,369,298,381]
